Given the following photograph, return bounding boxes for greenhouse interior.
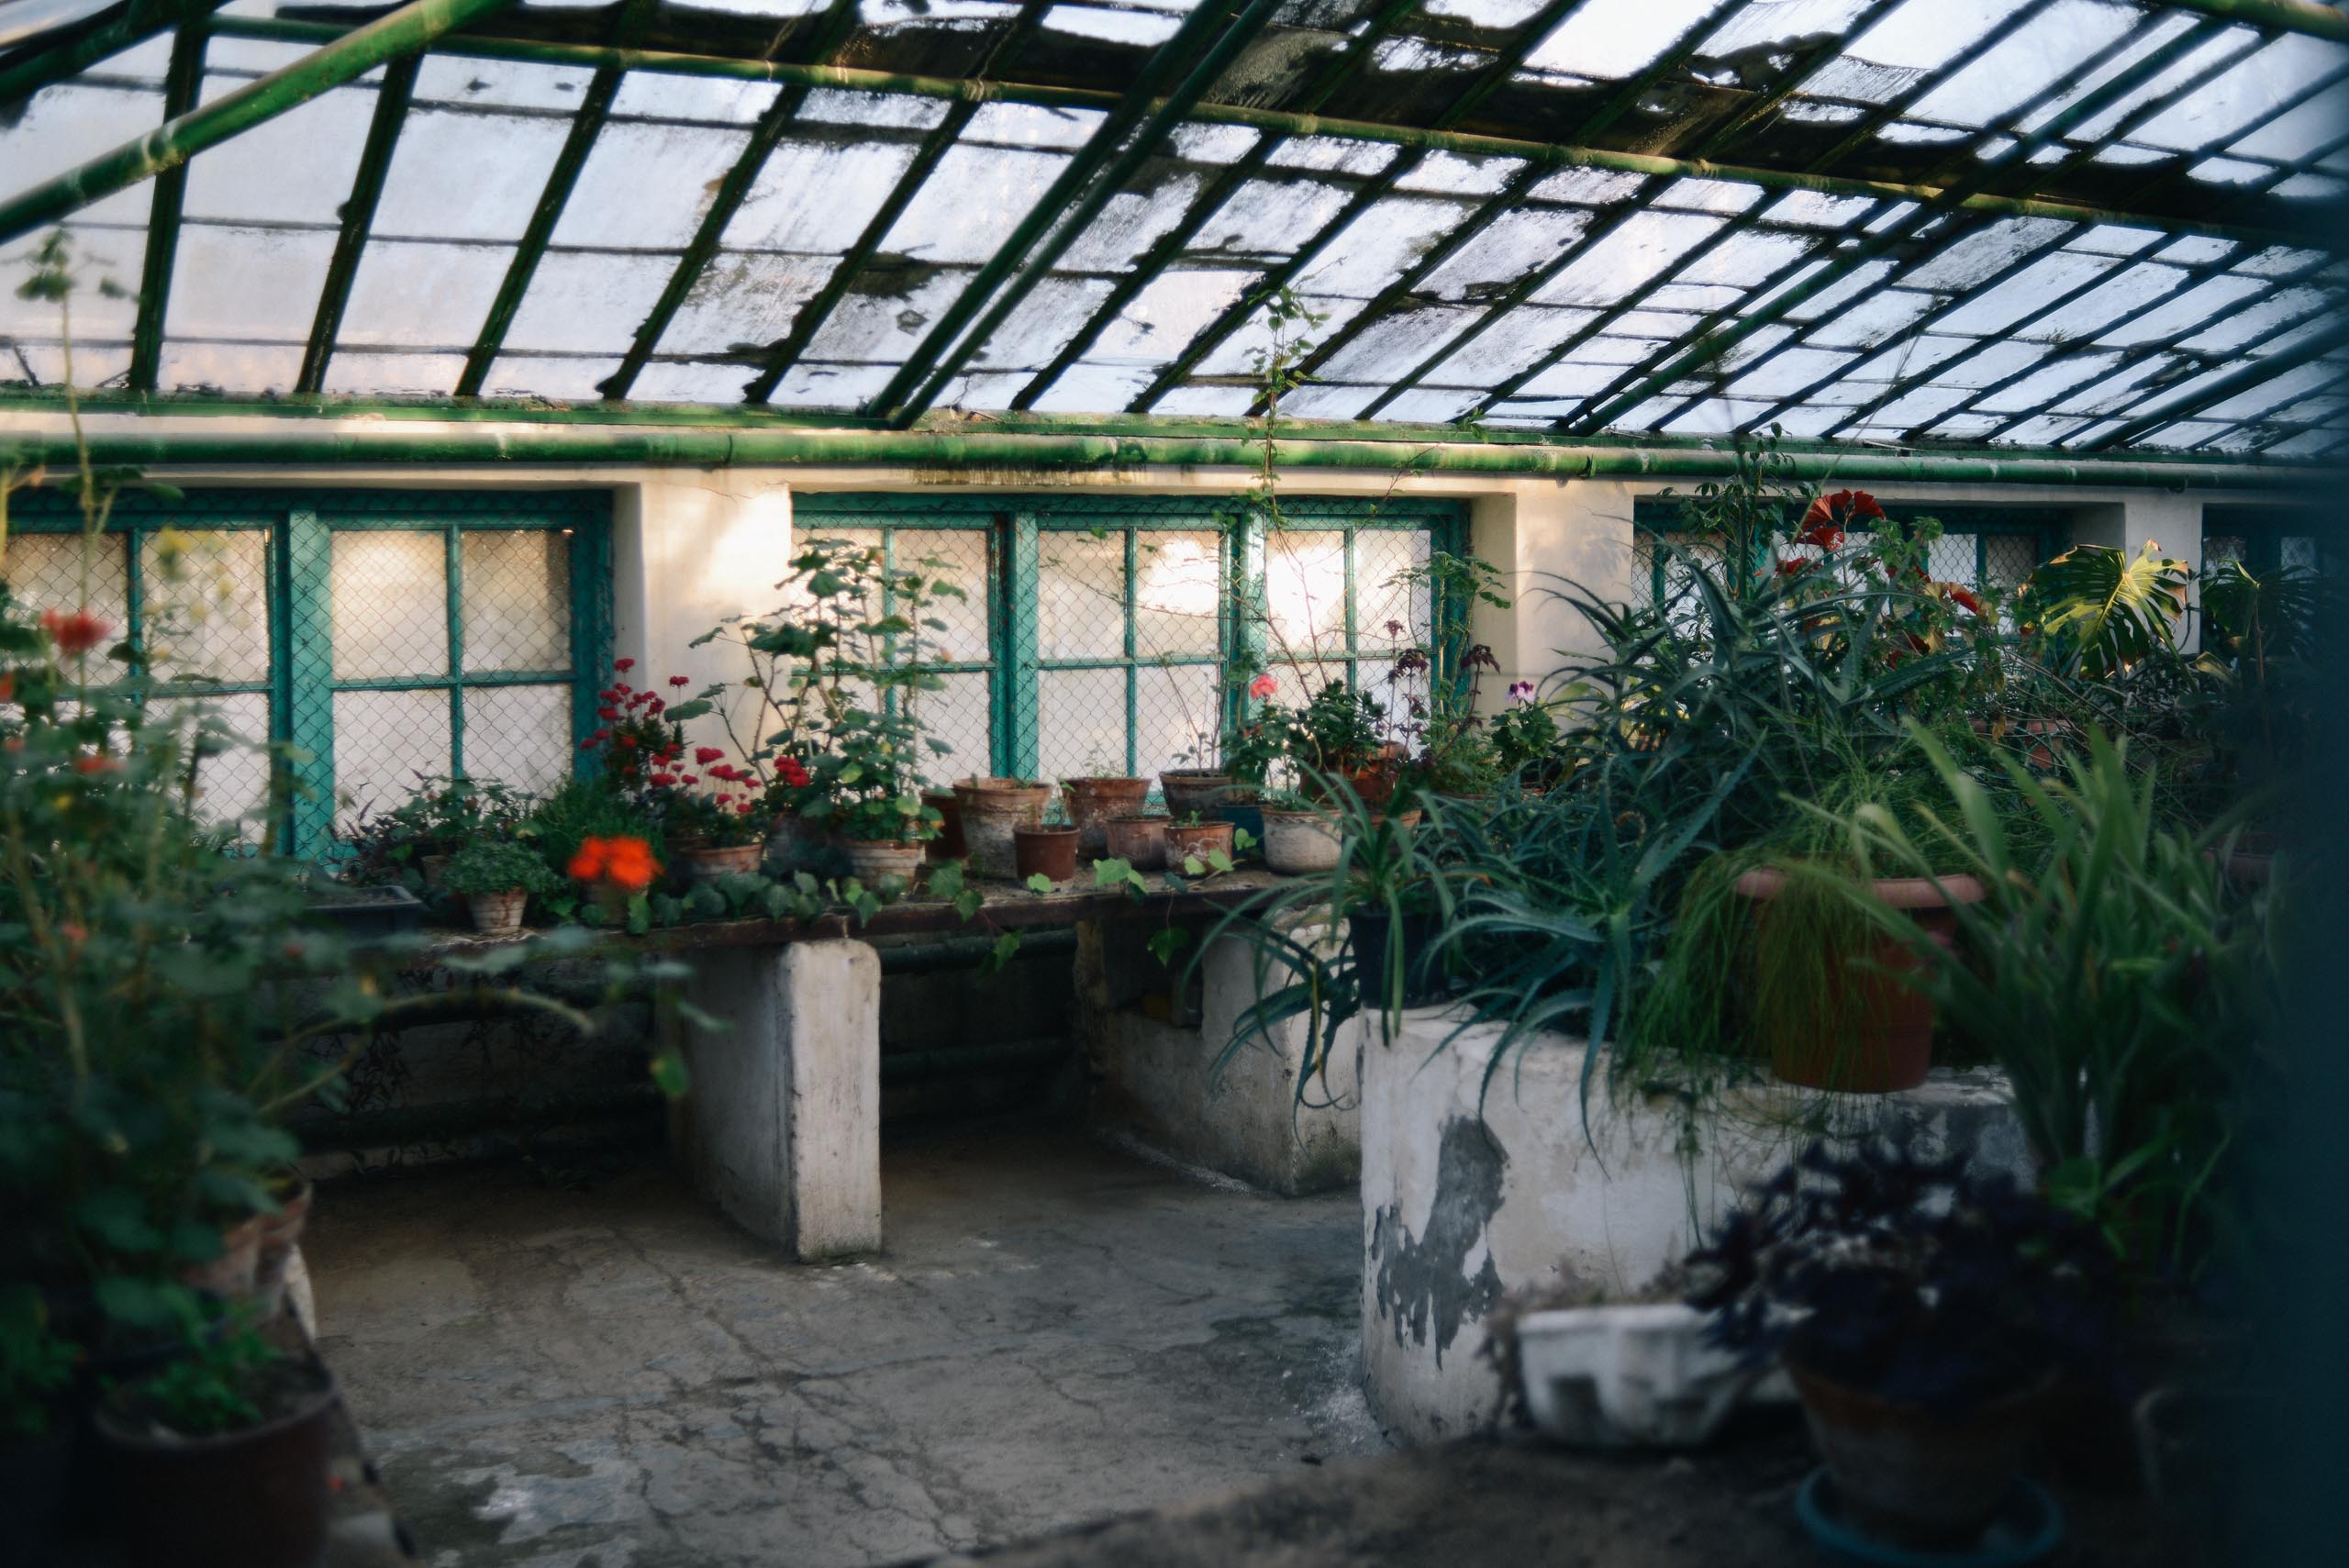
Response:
[1,0,2344,1563]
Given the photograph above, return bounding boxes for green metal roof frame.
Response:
[1,0,2344,468]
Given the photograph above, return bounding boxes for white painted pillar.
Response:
[2067,492,2205,647]
[669,939,883,1260]
[1468,479,1640,706]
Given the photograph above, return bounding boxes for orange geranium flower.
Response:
[567,834,662,893]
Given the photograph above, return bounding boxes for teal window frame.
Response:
[1631,498,2064,603]
[2203,506,2333,576]
[8,487,612,857]
[793,493,1469,781]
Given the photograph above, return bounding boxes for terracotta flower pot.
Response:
[767,813,829,876]
[680,841,763,881]
[417,851,451,887]
[1261,807,1341,874]
[842,840,925,889]
[1164,818,1235,869]
[96,1360,339,1568]
[251,1172,313,1319]
[1159,769,1233,818]
[1103,815,1169,870]
[921,791,965,862]
[468,888,529,935]
[955,778,1052,879]
[1061,777,1150,857]
[1733,867,1986,1094]
[1787,1355,2050,1550]
[177,1213,265,1299]
[1014,825,1081,884]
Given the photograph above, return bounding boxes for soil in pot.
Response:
[956,778,1052,879]
[921,791,965,862]
[1787,1355,2052,1551]
[1160,770,1232,818]
[97,1358,338,1568]
[1014,825,1081,884]
[1350,907,1452,1008]
[1103,816,1169,870]
[1061,777,1150,858]
[1734,866,1986,1094]
[842,840,925,888]
[1164,818,1235,870]
[1261,808,1342,875]
[468,888,529,935]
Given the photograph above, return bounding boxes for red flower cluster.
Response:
[40,608,110,656]
[774,756,811,789]
[568,835,661,892]
[1795,488,1886,553]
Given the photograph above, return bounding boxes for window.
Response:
[6,489,610,853]
[2204,506,2334,577]
[793,495,1465,786]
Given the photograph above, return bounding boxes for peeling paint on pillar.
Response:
[1367,1115,1506,1368]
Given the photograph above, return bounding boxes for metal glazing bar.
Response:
[1567,0,1745,147]
[0,0,518,248]
[2193,361,2349,450]
[296,52,420,395]
[128,9,206,393]
[876,0,1267,422]
[2161,0,2349,41]
[0,0,194,114]
[1687,0,1909,160]
[597,0,863,400]
[1567,14,2232,436]
[444,524,466,773]
[1001,0,1448,412]
[2081,316,2349,449]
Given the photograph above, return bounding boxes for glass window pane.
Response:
[144,529,271,685]
[332,530,449,680]
[154,691,273,834]
[1038,666,1126,784]
[1264,528,1350,683]
[1133,531,1221,657]
[1039,530,1126,660]
[1135,661,1220,783]
[333,687,451,826]
[917,670,993,788]
[462,684,572,794]
[461,530,571,673]
[3,531,130,647]
[892,529,992,664]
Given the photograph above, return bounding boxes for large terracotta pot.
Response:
[1103,816,1169,870]
[1013,825,1081,885]
[1734,867,1986,1093]
[1261,808,1341,875]
[1159,769,1233,818]
[251,1173,313,1319]
[680,841,763,881]
[955,778,1051,879]
[842,840,925,889]
[467,888,529,935]
[920,791,965,862]
[96,1361,339,1568]
[177,1214,265,1300]
[1165,818,1235,869]
[1787,1353,2049,1550]
[1061,777,1150,857]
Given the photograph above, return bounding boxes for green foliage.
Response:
[440,838,559,897]
[0,1284,75,1440]
[123,1311,284,1438]
[338,774,531,889]
[2022,542,2189,679]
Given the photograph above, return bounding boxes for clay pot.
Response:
[417,851,451,887]
[96,1360,339,1568]
[921,791,965,862]
[251,1173,313,1319]
[1261,808,1342,875]
[1013,825,1081,884]
[955,778,1052,879]
[1787,1354,2049,1550]
[1103,815,1169,870]
[1164,818,1236,869]
[1061,777,1150,857]
[842,840,925,889]
[1733,867,1987,1094]
[680,841,763,882]
[766,814,827,877]
[468,888,529,935]
[177,1213,266,1299]
[1159,769,1233,818]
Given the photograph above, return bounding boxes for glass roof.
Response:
[1,0,2344,457]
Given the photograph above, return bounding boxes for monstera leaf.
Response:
[2199,559,2321,670]
[2023,543,2188,679]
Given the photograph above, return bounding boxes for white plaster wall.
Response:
[1358,1011,2030,1443]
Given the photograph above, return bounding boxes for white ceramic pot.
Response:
[1260,808,1341,875]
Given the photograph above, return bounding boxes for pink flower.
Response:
[1248,673,1278,699]
[614,658,635,673]
[1507,681,1536,706]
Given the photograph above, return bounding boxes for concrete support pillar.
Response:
[669,939,883,1260]
[2067,492,2205,646]
[1468,480,1639,707]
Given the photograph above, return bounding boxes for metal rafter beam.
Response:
[874,0,1273,423]
[2160,1,2349,41]
[2191,361,2349,450]
[127,5,206,393]
[1564,13,2233,437]
[295,52,418,395]
[0,0,518,248]
[2080,316,2349,449]
[1002,0,1560,414]
[0,0,203,116]
[596,0,863,401]
[1416,0,2062,424]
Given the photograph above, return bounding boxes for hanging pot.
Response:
[1103,816,1170,871]
[95,1360,339,1568]
[1013,825,1081,884]
[1060,777,1150,857]
[1734,867,1986,1094]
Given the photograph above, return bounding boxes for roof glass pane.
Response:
[724,138,925,253]
[6,81,163,227]
[339,239,512,350]
[877,144,1075,263]
[1090,268,1258,364]
[181,78,372,228]
[1525,0,1725,79]
[504,250,680,356]
[551,120,754,249]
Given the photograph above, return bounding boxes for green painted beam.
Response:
[128,8,206,393]
[2081,317,2349,450]
[0,0,518,248]
[0,421,2330,490]
[1686,0,1909,160]
[890,0,1285,424]
[295,51,419,396]
[2162,0,2349,41]
[0,0,194,115]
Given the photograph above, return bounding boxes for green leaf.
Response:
[1182,855,1206,876]
[1206,849,1234,874]
[1025,873,1055,895]
[977,931,1022,975]
[650,1049,691,1099]
[1146,928,1192,967]
[952,887,984,921]
[626,892,652,937]
[75,1189,162,1255]
[95,1276,195,1331]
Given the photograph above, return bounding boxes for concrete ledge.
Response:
[668,938,883,1259]
[1077,921,1363,1196]
[1360,1011,2028,1442]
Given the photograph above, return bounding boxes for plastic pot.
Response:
[1349,906,1452,1008]
[842,840,925,889]
[679,842,763,882]
[1159,770,1233,818]
[955,778,1051,879]
[1734,867,1986,1094]
[1164,819,1235,870]
[466,888,529,936]
[1261,808,1342,875]
[1103,816,1169,870]
[1014,825,1081,884]
[96,1361,339,1568]
[1061,777,1150,857]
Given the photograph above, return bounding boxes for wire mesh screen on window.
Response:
[1038,528,1223,783]
[6,528,275,831]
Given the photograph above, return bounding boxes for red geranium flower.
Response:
[614,658,636,673]
[669,675,690,687]
[696,746,725,765]
[72,752,118,774]
[775,757,811,788]
[40,608,110,656]
[1949,586,1985,617]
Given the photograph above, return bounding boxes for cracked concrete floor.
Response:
[304,1120,1383,1568]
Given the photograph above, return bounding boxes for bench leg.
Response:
[670,939,882,1260]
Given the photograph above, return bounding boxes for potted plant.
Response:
[95,1312,340,1568]
[1102,813,1169,870]
[1689,1139,2115,1551]
[662,768,771,881]
[336,773,529,891]
[1258,786,1343,875]
[1060,754,1150,858]
[956,777,1052,880]
[440,840,557,935]
[1489,682,1564,793]
[1013,819,1081,884]
[1163,812,1235,870]
[835,791,932,890]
